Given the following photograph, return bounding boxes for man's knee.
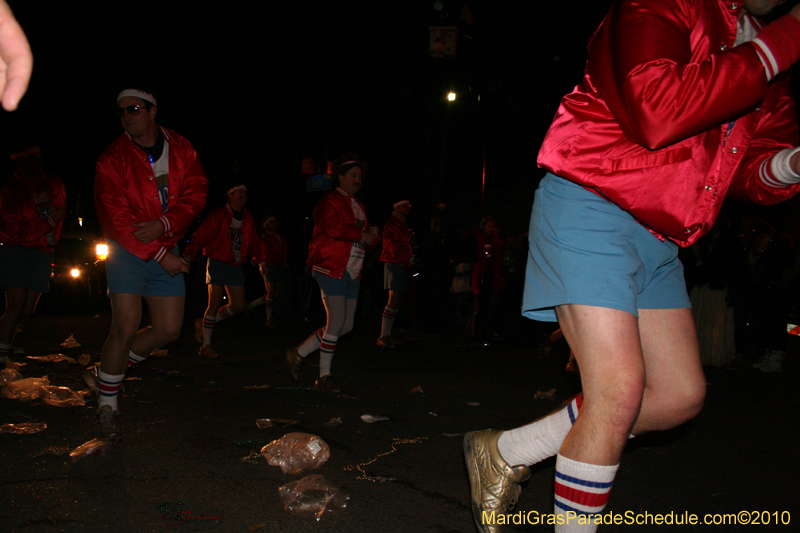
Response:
[158,322,182,344]
[588,379,646,436]
[667,380,706,426]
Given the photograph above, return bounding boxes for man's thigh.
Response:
[145,296,185,331]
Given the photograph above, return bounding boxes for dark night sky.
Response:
[0,0,618,231]
[8,0,799,238]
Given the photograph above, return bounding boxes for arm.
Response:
[728,76,800,204]
[181,212,218,262]
[589,0,800,150]
[1,185,54,244]
[94,155,154,260]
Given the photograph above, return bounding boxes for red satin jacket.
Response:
[380,211,413,267]
[307,187,378,279]
[262,231,287,267]
[0,171,66,252]
[95,126,208,262]
[183,204,265,266]
[538,0,800,247]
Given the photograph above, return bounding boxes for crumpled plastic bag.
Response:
[69,436,122,462]
[42,385,86,407]
[60,334,81,349]
[261,432,331,474]
[26,354,76,364]
[0,422,47,434]
[278,474,349,520]
[0,376,49,401]
[0,368,23,386]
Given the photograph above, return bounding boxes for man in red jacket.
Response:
[0,146,65,365]
[464,2,800,532]
[89,88,208,434]
[377,199,416,347]
[183,184,267,358]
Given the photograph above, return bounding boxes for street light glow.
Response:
[447,92,456,101]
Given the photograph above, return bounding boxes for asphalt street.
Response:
[1,293,798,532]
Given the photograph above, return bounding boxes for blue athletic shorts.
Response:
[262,265,285,284]
[0,245,53,293]
[313,271,360,300]
[522,173,690,322]
[206,258,245,287]
[105,240,185,297]
[383,262,410,291]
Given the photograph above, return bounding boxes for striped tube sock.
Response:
[498,394,582,467]
[319,333,338,376]
[249,296,265,309]
[127,350,146,368]
[298,328,324,357]
[265,298,274,321]
[380,307,398,337]
[554,454,618,532]
[97,370,126,411]
[215,305,234,322]
[202,315,215,346]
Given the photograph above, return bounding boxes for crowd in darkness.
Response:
[179,199,534,347]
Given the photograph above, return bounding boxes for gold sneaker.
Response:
[314,374,341,394]
[197,345,219,359]
[463,429,531,533]
[376,336,396,348]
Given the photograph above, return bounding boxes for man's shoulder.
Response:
[161,127,196,153]
[98,134,133,163]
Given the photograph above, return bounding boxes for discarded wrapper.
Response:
[323,417,342,427]
[0,422,47,434]
[70,436,122,462]
[60,334,81,349]
[256,418,298,428]
[360,414,390,423]
[0,368,23,386]
[278,474,349,520]
[26,354,76,364]
[1,376,50,401]
[42,385,86,407]
[261,432,330,474]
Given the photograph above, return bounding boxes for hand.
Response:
[132,219,165,243]
[362,228,379,245]
[50,205,66,224]
[792,3,800,22]
[791,149,800,175]
[159,252,189,276]
[0,0,32,111]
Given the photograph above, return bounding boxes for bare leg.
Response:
[100,293,143,375]
[556,305,705,464]
[130,296,184,357]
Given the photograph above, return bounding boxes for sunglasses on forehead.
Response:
[116,104,148,117]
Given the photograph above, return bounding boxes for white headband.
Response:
[394,200,411,208]
[227,184,247,194]
[117,88,157,106]
[340,160,358,166]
